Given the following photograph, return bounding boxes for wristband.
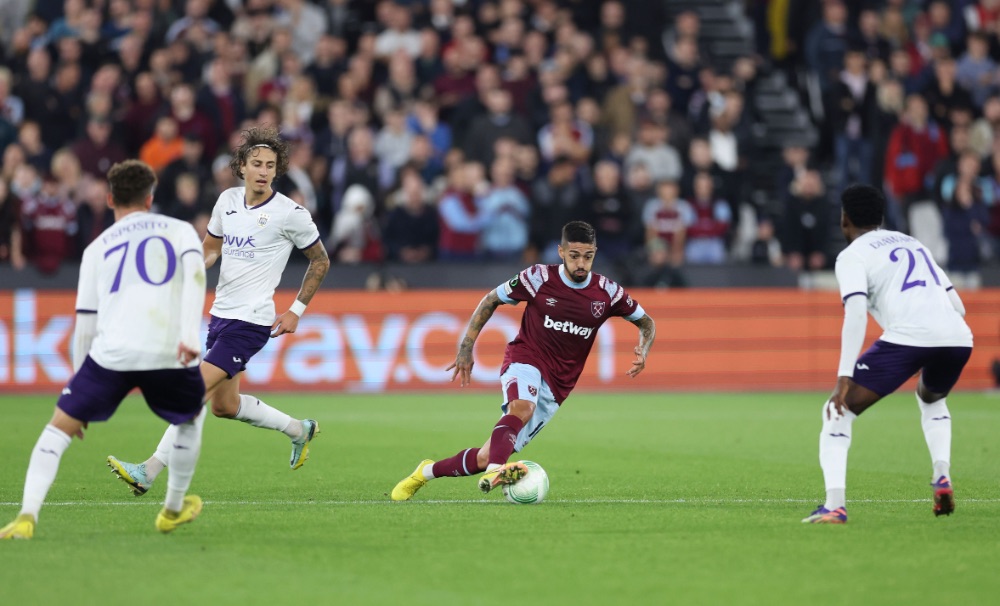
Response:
[290,300,307,317]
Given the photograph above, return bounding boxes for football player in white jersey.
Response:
[1,161,208,539]
[803,184,973,524]
[106,126,330,497]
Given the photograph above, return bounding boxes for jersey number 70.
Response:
[103,237,177,293]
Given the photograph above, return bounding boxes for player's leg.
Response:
[805,341,919,523]
[916,346,972,517]
[5,358,130,538]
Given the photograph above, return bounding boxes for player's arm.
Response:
[831,253,869,417]
[203,233,222,268]
[177,248,207,365]
[271,241,330,338]
[447,288,503,387]
[626,313,656,378]
[72,246,100,374]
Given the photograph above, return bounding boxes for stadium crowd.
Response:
[0,0,998,288]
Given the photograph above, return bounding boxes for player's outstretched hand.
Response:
[271,311,300,338]
[626,346,646,378]
[446,354,474,387]
[177,342,200,366]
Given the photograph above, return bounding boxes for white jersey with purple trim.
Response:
[835,229,972,347]
[206,187,321,326]
[75,211,204,371]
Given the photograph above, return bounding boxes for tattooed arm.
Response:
[626,313,656,378]
[446,289,503,386]
[270,242,331,338]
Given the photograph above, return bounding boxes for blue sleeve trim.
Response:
[842,292,868,302]
[76,309,97,314]
[625,304,645,322]
[207,229,222,239]
[297,235,322,251]
[946,285,955,292]
[496,285,516,305]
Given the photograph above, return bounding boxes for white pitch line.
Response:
[2,498,1000,507]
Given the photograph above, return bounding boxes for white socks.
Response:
[421,463,435,481]
[20,425,72,519]
[918,394,952,480]
[235,394,301,439]
[165,408,206,513]
[148,425,176,481]
[819,401,856,510]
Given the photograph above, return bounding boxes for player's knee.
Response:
[210,394,240,418]
[508,399,535,423]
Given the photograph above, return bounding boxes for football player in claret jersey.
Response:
[803,185,973,524]
[1,160,207,539]
[391,221,656,500]
[106,126,330,498]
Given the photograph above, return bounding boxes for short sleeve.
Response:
[207,197,224,239]
[835,251,868,303]
[178,223,203,259]
[497,273,530,305]
[610,286,642,320]
[75,245,99,313]
[284,204,321,250]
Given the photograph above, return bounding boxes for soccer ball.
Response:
[502,460,549,504]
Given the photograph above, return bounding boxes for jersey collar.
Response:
[558,265,592,289]
[244,188,277,210]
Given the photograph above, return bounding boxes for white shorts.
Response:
[499,363,560,452]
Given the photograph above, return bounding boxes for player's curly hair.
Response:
[106,160,157,207]
[229,125,290,180]
[841,184,885,229]
[562,220,596,245]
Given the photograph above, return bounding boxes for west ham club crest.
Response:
[591,301,606,318]
[257,213,270,227]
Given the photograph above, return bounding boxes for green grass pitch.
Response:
[1,391,998,605]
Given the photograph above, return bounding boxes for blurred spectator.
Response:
[276,141,319,216]
[330,127,394,217]
[375,1,421,60]
[166,0,220,44]
[884,94,949,230]
[168,83,217,159]
[750,219,783,267]
[926,0,965,55]
[955,31,998,109]
[163,172,212,224]
[531,156,585,262]
[923,56,974,130]
[871,78,905,188]
[781,170,829,284]
[586,160,634,263]
[407,98,451,169]
[830,47,876,193]
[666,36,701,113]
[537,101,593,166]
[625,121,682,184]
[20,173,78,274]
[306,34,348,99]
[438,161,487,261]
[941,152,993,289]
[854,9,891,62]
[479,155,531,261]
[50,148,84,203]
[276,0,328,64]
[75,176,114,252]
[327,183,382,263]
[601,57,649,139]
[159,133,211,208]
[383,167,438,263]
[0,177,25,270]
[685,172,732,265]
[464,88,532,167]
[71,116,128,178]
[775,144,812,207]
[641,180,690,287]
[197,59,247,148]
[374,51,420,122]
[374,106,414,170]
[121,73,165,156]
[140,116,185,173]
[433,47,477,115]
[314,99,355,163]
[0,66,24,126]
[805,0,850,93]
[18,121,52,173]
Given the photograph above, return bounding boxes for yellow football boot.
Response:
[0,514,36,540]
[155,495,203,534]
[390,459,434,501]
[478,461,529,494]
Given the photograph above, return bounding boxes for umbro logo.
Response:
[546,298,557,307]
[226,210,238,215]
[856,363,870,370]
[61,387,72,395]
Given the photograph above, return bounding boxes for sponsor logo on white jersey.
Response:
[543,315,594,339]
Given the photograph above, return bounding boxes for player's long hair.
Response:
[562,220,596,245]
[107,160,157,207]
[230,125,290,180]
[841,184,885,228]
